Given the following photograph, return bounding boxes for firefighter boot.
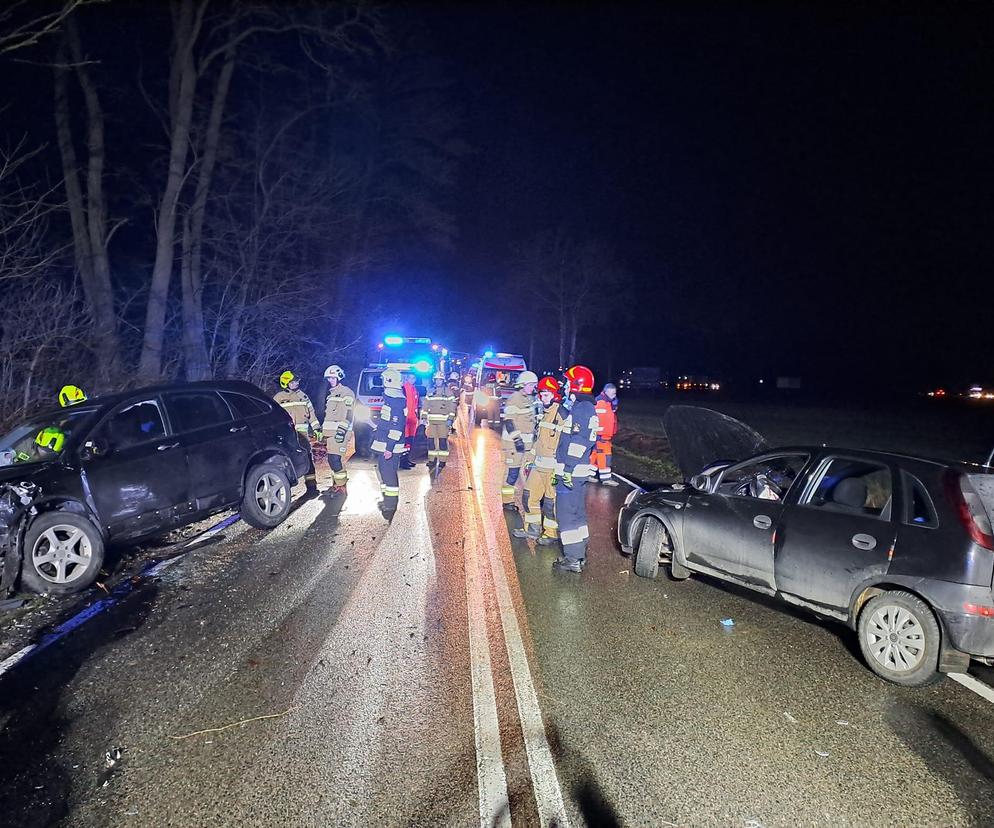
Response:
[512,525,541,541]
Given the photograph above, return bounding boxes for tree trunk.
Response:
[138,0,202,381]
[180,43,236,380]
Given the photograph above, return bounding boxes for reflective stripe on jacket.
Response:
[595,393,617,441]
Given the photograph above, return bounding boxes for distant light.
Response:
[413,359,433,374]
[431,344,439,351]
[442,348,448,356]
[384,335,404,346]
[759,379,764,384]
[484,350,494,358]
[377,343,384,350]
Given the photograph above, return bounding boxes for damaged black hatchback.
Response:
[0,381,310,596]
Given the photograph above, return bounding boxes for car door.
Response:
[775,455,898,613]
[80,397,189,538]
[683,452,810,592]
[164,389,256,511]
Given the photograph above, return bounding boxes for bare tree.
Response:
[0,0,102,55]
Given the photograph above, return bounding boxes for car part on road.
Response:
[241,463,292,529]
[21,511,105,595]
[857,590,942,686]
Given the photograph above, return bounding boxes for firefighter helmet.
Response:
[35,427,66,454]
[564,365,595,395]
[381,368,402,389]
[516,370,539,388]
[58,385,87,407]
[433,371,446,383]
[537,375,562,401]
[449,371,459,381]
[323,364,345,381]
[279,370,296,390]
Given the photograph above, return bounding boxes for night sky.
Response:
[426,2,994,393]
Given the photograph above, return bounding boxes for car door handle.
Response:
[753,515,773,530]
[852,533,877,550]
[229,426,248,433]
[157,442,180,451]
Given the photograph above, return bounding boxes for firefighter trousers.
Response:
[376,452,400,512]
[522,467,558,538]
[501,449,531,505]
[327,437,349,485]
[591,438,613,481]
[427,435,450,463]
[555,477,589,562]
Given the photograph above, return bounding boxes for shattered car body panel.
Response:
[0,481,39,596]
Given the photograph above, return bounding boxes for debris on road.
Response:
[104,747,122,768]
[836,720,850,727]
[783,711,798,724]
[169,706,297,740]
[815,750,830,758]
[720,618,735,627]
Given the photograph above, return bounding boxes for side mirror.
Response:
[690,473,710,492]
[80,438,108,460]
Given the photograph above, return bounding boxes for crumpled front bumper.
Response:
[0,482,39,595]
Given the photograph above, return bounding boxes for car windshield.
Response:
[0,406,98,467]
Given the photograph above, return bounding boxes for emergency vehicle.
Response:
[471,352,528,427]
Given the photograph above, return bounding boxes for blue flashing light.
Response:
[441,348,448,357]
[484,350,494,358]
[384,335,404,346]
[413,359,433,374]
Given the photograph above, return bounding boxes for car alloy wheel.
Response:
[864,604,927,672]
[255,472,288,517]
[31,524,93,585]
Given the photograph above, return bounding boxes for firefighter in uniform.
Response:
[552,365,599,573]
[274,370,321,493]
[513,376,563,545]
[423,372,458,471]
[500,371,539,510]
[591,382,619,486]
[322,364,356,495]
[370,367,407,519]
[58,385,87,407]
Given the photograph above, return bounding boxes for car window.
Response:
[166,391,233,433]
[221,391,272,419]
[903,472,938,528]
[101,400,166,451]
[360,371,384,394]
[0,407,98,466]
[804,458,892,519]
[716,453,808,501]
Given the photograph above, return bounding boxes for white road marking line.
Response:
[462,463,512,828]
[0,644,37,679]
[950,671,994,705]
[466,422,570,828]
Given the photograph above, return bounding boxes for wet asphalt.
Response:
[0,424,992,827]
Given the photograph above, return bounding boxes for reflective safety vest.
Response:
[595,394,618,441]
[501,390,538,450]
[274,389,319,434]
[533,402,563,471]
[423,388,458,438]
[370,388,408,455]
[322,385,357,431]
[555,395,599,479]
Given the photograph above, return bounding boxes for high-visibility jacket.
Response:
[322,385,357,433]
[556,394,599,479]
[371,388,408,455]
[594,393,618,441]
[274,389,320,435]
[501,390,538,452]
[402,382,420,439]
[423,387,458,438]
[533,402,564,471]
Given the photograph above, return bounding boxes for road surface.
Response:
[1,418,994,827]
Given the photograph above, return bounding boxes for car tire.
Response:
[857,590,943,687]
[21,512,105,595]
[241,462,292,529]
[634,518,664,579]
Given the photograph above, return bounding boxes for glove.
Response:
[514,437,525,453]
[561,472,574,489]
[335,425,347,443]
[313,430,324,442]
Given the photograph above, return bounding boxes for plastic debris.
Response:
[104,747,122,769]
[815,750,830,758]
[783,711,798,724]
[720,618,735,627]
[836,720,850,727]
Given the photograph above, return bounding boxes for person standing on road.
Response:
[401,372,420,470]
[321,364,356,495]
[500,370,539,511]
[591,382,619,486]
[513,375,563,545]
[423,372,458,472]
[274,370,320,494]
[552,365,599,573]
[371,368,407,519]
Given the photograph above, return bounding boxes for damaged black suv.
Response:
[0,381,311,596]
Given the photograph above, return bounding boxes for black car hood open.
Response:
[663,405,769,480]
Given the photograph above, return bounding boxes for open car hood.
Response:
[663,405,769,480]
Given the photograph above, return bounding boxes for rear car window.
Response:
[359,371,384,394]
[221,391,272,419]
[903,472,938,528]
[166,391,233,433]
[805,458,892,519]
[103,400,166,450]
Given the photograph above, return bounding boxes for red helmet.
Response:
[564,365,594,395]
[537,375,562,401]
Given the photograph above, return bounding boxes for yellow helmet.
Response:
[58,385,87,407]
[279,370,296,390]
[36,427,66,454]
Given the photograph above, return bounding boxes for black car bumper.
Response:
[928,581,994,658]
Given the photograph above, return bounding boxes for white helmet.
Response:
[381,368,402,389]
[516,370,539,387]
[433,371,445,381]
[449,371,459,380]
[324,364,344,381]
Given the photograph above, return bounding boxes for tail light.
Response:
[945,471,994,551]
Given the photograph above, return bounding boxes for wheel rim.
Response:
[865,604,927,672]
[255,472,288,517]
[32,524,93,584]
